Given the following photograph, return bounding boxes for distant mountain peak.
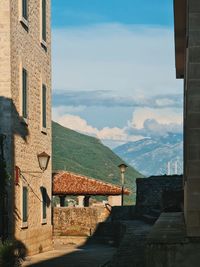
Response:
[114,132,183,176]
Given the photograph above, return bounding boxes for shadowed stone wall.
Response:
[0,0,52,255]
[184,0,200,236]
[136,176,183,218]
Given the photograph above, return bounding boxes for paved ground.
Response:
[23,220,152,267]
[23,244,116,267]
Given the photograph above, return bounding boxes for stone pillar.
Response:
[77,196,84,207]
[108,195,122,206]
[184,0,200,236]
[83,196,90,207]
[59,196,66,207]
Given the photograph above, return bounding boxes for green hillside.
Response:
[52,121,143,204]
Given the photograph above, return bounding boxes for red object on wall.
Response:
[15,166,20,185]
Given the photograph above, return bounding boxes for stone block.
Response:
[189,0,200,13]
[189,47,200,63]
[189,30,200,46]
[187,161,200,177]
[188,145,200,160]
[187,129,200,145]
[189,13,200,31]
[188,80,200,95]
[187,211,200,227]
[187,113,200,128]
[188,63,200,80]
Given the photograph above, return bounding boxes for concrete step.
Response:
[142,214,157,224]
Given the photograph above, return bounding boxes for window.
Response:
[42,84,47,128]
[22,0,28,21]
[41,187,47,222]
[22,68,28,119]
[22,186,28,224]
[42,0,47,42]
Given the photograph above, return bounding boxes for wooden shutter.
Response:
[22,187,28,222]
[22,0,28,20]
[42,187,47,220]
[22,68,27,118]
[42,84,47,128]
[42,0,47,42]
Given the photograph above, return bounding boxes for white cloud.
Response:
[52,23,183,147]
[130,107,182,129]
[52,105,86,120]
[126,108,183,137]
[55,114,99,136]
[52,23,182,97]
[53,107,183,148]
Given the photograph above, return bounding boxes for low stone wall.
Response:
[136,175,183,218]
[53,207,110,237]
[146,213,200,267]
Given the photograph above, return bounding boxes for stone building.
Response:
[174,0,200,236]
[0,0,52,255]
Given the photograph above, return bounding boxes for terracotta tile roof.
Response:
[53,171,130,196]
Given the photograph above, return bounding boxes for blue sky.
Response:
[52,0,174,27]
[51,1,183,148]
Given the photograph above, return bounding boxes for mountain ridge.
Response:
[114,133,183,176]
[52,121,143,204]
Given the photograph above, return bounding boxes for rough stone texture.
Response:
[0,0,52,255]
[184,0,200,236]
[135,176,183,218]
[53,207,110,239]
[146,213,200,267]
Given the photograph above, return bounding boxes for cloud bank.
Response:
[52,23,183,147]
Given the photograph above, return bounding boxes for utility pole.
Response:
[167,161,171,175]
[175,161,178,174]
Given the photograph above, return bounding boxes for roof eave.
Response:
[174,0,187,79]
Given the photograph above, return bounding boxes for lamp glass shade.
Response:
[38,152,50,171]
[118,163,128,173]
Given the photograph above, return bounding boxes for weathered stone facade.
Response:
[0,0,52,255]
[174,0,200,236]
[53,207,110,238]
[136,176,183,219]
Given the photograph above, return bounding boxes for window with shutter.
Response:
[22,0,28,20]
[42,0,47,42]
[22,187,28,223]
[41,187,47,220]
[22,68,28,119]
[42,84,47,128]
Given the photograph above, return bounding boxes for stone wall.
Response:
[0,0,13,239]
[146,213,200,267]
[53,207,110,237]
[184,0,200,236]
[136,175,183,218]
[0,0,52,255]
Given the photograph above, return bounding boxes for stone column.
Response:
[108,195,122,206]
[185,0,200,236]
[77,196,84,207]
[59,196,66,207]
[83,196,90,207]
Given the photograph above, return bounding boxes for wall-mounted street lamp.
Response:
[37,152,50,172]
[15,152,50,183]
[118,163,128,206]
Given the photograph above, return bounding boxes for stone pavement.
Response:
[23,244,116,267]
[23,220,152,267]
[109,220,152,267]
